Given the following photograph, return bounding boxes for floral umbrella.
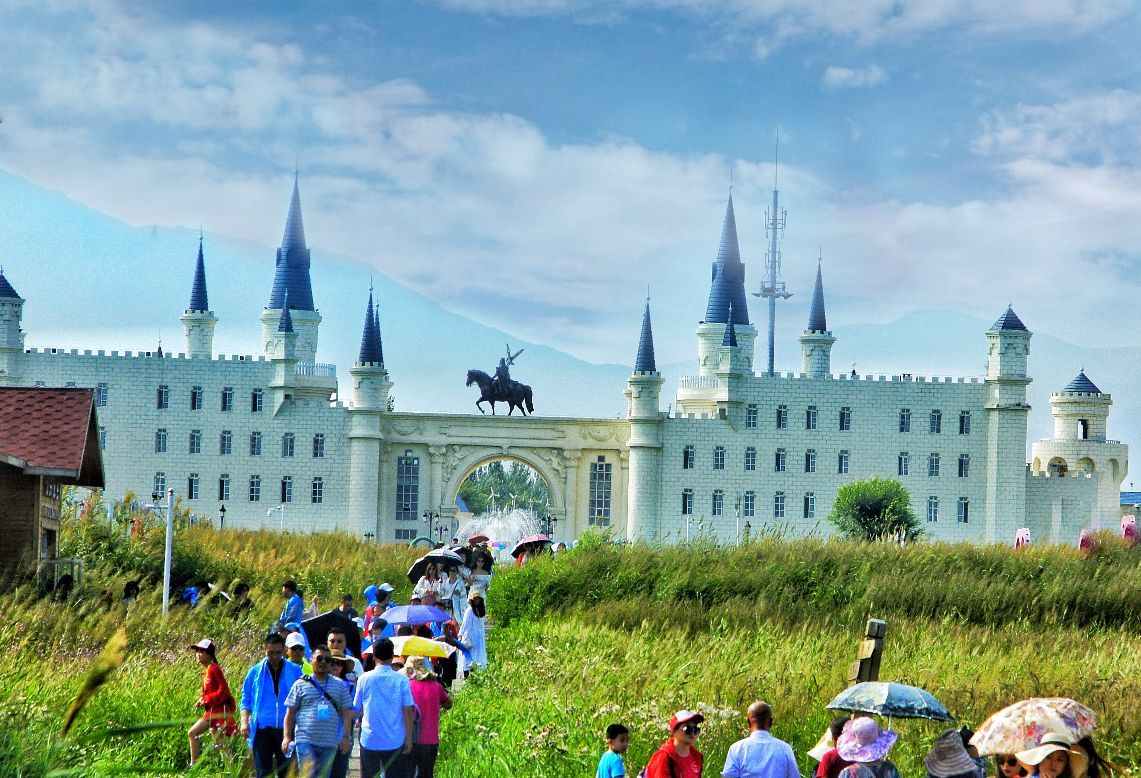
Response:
[969,698,1096,756]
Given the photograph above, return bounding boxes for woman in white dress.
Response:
[412,562,443,601]
[437,566,468,619]
[458,591,487,676]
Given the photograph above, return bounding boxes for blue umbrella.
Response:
[826,682,953,721]
[382,604,452,626]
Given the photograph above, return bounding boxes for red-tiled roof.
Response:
[0,387,105,485]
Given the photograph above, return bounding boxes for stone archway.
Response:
[441,447,567,522]
[1047,456,1068,477]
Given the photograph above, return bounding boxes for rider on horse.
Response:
[491,346,523,398]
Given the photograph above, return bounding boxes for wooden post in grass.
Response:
[848,618,887,685]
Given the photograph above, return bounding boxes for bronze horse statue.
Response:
[466,369,535,416]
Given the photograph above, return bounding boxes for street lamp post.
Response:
[267,504,285,531]
[145,488,176,615]
[218,504,226,530]
[540,514,559,537]
[364,531,375,542]
[422,508,442,540]
[734,492,742,546]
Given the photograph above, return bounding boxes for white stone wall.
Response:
[1024,472,1097,544]
[20,349,350,532]
[655,372,992,543]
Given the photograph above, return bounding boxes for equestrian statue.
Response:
[466,344,535,416]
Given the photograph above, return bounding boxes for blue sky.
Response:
[1,0,1140,366]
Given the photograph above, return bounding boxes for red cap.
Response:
[668,710,704,732]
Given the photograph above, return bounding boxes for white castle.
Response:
[0,179,1127,545]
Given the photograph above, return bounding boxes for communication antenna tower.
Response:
[752,134,793,376]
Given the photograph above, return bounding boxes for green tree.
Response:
[827,477,923,542]
[458,460,549,515]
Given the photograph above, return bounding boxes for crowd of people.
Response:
[594,704,1113,778]
[182,538,497,777]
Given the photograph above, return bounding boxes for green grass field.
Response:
[1,520,1138,777]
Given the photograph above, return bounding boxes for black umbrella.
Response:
[300,610,362,658]
[448,545,474,568]
[407,549,466,584]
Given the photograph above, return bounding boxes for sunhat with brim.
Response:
[668,710,705,732]
[925,728,981,778]
[188,638,216,654]
[1015,735,1088,777]
[403,656,436,681]
[807,727,835,762]
[837,718,898,763]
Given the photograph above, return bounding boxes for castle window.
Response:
[775,449,787,473]
[743,491,755,518]
[744,447,756,471]
[1079,419,1089,439]
[805,449,817,473]
[394,528,417,541]
[95,383,108,407]
[930,410,942,434]
[218,474,230,502]
[928,453,941,477]
[776,405,788,429]
[899,408,911,433]
[281,476,293,504]
[958,454,970,478]
[712,489,724,517]
[311,477,324,504]
[774,492,785,519]
[154,472,166,495]
[396,452,419,521]
[898,452,910,476]
[681,489,694,515]
[806,406,818,430]
[682,445,695,469]
[957,497,969,523]
[249,431,262,456]
[189,429,202,455]
[99,426,106,450]
[248,475,261,502]
[219,431,233,456]
[251,389,264,413]
[713,446,726,470]
[187,473,200,500]
[839,407,852,431]
[959,411,971,435]
[156,385,169,410]
[589,456,612,526]
[838,450,849,474]
[190,386,203,411]
[803,492,815,519]
[281,433,295,458]
[927,496,939,522]
[154,429,168,454]
[221,387,234,412]
[312,434,325,458]
[746,404,758,428]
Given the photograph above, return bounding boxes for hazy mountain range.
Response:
[2,169,1136,485]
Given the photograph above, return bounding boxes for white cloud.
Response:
[822,65,887,90]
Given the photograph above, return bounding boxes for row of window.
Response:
[740,403,972,434]
[153,472,325,504]
[684,445,971,477]
[153,430,326,458]
[680,488,970,522]
[93,383,269,413]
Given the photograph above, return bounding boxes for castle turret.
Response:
[799,259,835,378]
[0,268,25,386]
[349,289,392,538]
[696,194,756,376]
[180,237,218,358]
[983,305,1032,542]
[1031,370,1128,529]
[625,300,664,541]
[261,174,321,363]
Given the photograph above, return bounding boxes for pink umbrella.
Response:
[970,698,1096,756]
[510,534,552,558]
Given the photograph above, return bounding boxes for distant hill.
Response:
[2,168,1135,483]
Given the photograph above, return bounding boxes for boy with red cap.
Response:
[644,710,704,778]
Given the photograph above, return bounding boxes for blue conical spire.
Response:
[374,305,384,365]
[807,259,827,332]
[357,288,384,365]
[722,303,738,346]
[0,266,19,299]
[704,193,750,326]
[268,174,316,311]
[188,237,210,312]
[278,292,294,333]
[1063,370,1101,394]
[634,300,657,372]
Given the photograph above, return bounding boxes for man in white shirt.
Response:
[353,638,415,778]
[722,701,800,778]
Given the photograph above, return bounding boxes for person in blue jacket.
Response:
[240,633,304,777]
[279,580,304,627]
